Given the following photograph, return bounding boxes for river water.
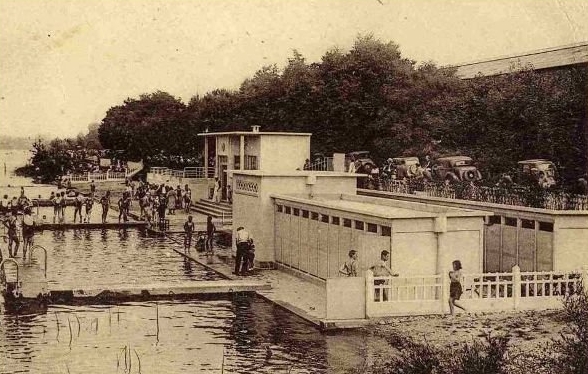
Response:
[0,149,387,373]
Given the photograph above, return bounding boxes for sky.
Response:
[1,0,588,139]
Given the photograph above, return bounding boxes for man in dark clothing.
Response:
[234,226,252,276]
[183,215,195,250]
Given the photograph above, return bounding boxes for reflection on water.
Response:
[0,296,381,373]
[28,228,221,289]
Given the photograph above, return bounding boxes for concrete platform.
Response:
[36,222,147,230]
[48,280,271,303]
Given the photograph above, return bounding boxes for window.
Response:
[233,156,240,170]
[302,210,309,218]
[293,208,300,216]
[521,219,535,229]
[331,216,340,225]
[343,218,352,228]
[381,226,391,237]
[285,206,291,214]
[505,217,517,227]
[276,205,283,213]
[355,221,364,231]
[539,221,553,232]
[321,214,329,223]
[311,212,319,220]
[245,155,258,170]
[488,215,501,225]
[367,223,378,233]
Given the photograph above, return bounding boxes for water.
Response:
[0,149,384,373]
[0,297,380,374]
[29,229,220,289]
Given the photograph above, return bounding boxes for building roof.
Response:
[453,42,588,79]
[197,131,312,137]
[271,193,490,220]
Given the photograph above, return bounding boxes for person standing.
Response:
[339,250,359,277]
[73,192,85,223]
[90,180,96,198]
[183,184,192,213]
[85,197,94,223]
[449,260,466,315]
[0,194,9,215]
[51,191,59,223]
[234,226,252,276]
[167,187,177,215]
[183,215,195,250]
[3,212,20,257]
[206,215,216,254]
[21,208,35,261]
[118,192,128,223]
[59,191,67,223]
[212,178,221,203]
[371,250,397,301]
[100,191,110,224]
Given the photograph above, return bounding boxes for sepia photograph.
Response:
[1,0,588,372]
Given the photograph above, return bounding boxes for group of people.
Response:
[1,203,36,262]
[338,249,466,315]
[131,182,193,226]
[0,187,32,215]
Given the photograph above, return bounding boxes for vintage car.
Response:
[346,151,377,174]
[517,159,557,188]
[428,156,482,183]
[387,157,421,179]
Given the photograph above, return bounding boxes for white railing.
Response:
[307,157,334,171]
[148,167,214,179]
[365,266,588,317]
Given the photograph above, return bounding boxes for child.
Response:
[183,215,195,250]
[339,250,358,276]
[449,260,466,315]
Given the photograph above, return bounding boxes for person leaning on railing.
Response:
[339,250,358,276]
[370,250,398,301]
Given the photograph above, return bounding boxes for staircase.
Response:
[191,199,233,221]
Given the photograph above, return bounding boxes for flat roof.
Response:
[231,170,361,177]
[453,42,588,79]
[271,193,489,220]
[197,131,312,137]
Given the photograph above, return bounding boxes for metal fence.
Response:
[380,179,588,210]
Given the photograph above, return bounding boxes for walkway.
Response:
[122,202,329,326]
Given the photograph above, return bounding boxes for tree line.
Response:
[93,35,586,183]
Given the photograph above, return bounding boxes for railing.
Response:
[306,157,334,171]
[365,266,588,317]
[0,258,19,286]
[148,167,214,179]
[380,179,588,210]
[29,245,48,278]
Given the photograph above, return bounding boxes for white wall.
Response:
[259,135,310,172]
[232,172,358,264]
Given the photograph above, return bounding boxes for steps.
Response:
[191,199,233,220]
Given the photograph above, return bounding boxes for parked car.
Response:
[387,157,421,179]
[428,156,482,183]
[346,151,377,174]
[346,151,380,189]
[517,159,557,188]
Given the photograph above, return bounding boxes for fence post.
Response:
[87,172,91,182]
[441,271,450,314]
[582,265,588,296]
[512,265,521,310]
[365,270,374,318]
